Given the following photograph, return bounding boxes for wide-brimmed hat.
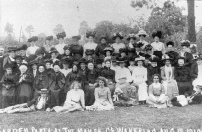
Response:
[17,44,28,51]
[136,29,148,37]
[85,49,95,55]
[95,58,103,64]
[104,47,114,54]
[152,31,162,38]
[7,46,18,52]
[72,35,81,41]
[29,60,39,66]
[4,63,14,69]
[162,55,172,61]
[61,57,72,65]
[28,36,38,42]
[56,32,66,39]
[52,61,61,68]
[15,55,23,60]
[86,31,96,38]
[117,57,127,63]
[40,89,49,94]
[150,56,160,62]
[79,58,87,64]
[126,33,137,41]
[63,45,70,51]
[44,59,53,64]
[35,47,45,56]
[111,56,117,62]
[135,56,145,62]
[119,48,128,54]
[49,47,58,54]
[128,56,136,62]
[46,36,53,41]
[166,41,174,47]
[145,44,153,51]
[133,42,144,48]
[181,40,190,47]
[112,32,124,40]
[100,35,108,41]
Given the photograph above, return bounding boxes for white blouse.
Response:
[151,42,166,53]
[132,66,147,83]
[26,46,39,57]
[64,89,85,106]
[111,43,125,53]
[83,42,98,56]
[60,68,72,77]
[115,67,132,83]
[55,43,67,55]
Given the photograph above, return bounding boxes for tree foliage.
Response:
[5,22,14,35]
[25,25,34,38]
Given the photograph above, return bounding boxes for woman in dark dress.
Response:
[61,45,73,60]
[85,61,100,106]
[49,62,65,107]
[174,57,193,95]
[95,35,110,58]
[180,40,193,68]
[1,63,17,108]
[16,64,34,104]
[33,64,49,97]
[101,59,116,95]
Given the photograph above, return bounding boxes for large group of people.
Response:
[0,29,202,114]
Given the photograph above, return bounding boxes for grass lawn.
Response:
[0,105,202,130]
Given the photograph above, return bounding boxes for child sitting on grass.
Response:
[0,89,50,113]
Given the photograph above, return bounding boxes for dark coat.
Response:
[190,62,198,81]
[147,66,161,85]
[101,67,115,83]
[85,69,100,84]
[95,43,110,58]
[34,72,50,91]
[174,66,191,82]
[165,51,180,67]
[184,52,193,67]
[69,44,84,61]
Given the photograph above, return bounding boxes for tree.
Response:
[53,24,64,35]
[145,1,186,37]
[25,25,34,38]
[5,22,14,35]
[131,0,196,42]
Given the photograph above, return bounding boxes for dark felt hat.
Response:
[145,44,153,51]
[46,36,53,41]
[56,32,66,39]
[52,60,61,68]
[79,58,87,64]
[133,42,144,48]
[15,55,23,60]
[86,31,96,38]
[44,59,53,64]
[112,32,124,40]
[35,47,45,56]
[4,63,14,69]
[95,58,103,64]
[85,49,95,55]
[152,31,162,38]
[28,36,38,42]
[29,60,38,66]
[126,33,137,41]
[63,45,70,51]
[117,57,127,63]
[7,46,18,52]
[17,44,28,51]
[72,35,81,40]
[49,47,58,54]
[100,35,108,41]
[166,41,174,47]
[149,56,160,62]
[181,40,190,47]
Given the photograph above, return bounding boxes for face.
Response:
[121,52,126,57]
[129,61,135,66]
[151,62,157,67]
[101,38,106,44]
[139,35,145,40]
[0,50,4,56]
[153,76,159,83]
[51,53,57,58]
[6,68,12,74]
[80,63,86,69]
[72,65,78,72]
[144,59,149,64]
[20,50,26,56]
[135,47,140,52]
[41,93,47,98]
[59,38,64,43]
[112,61,117,66]
[197,59,202,65]
[30,41,35,46]
[165,60,171,66]
[182,46,189,52]
[99,80,104,87]
[16,58,22,64]
[130,38,135,44]
[73,83,80,90]
[137,61,143,66]
[97,64,102,68]
[154,36,159,42]
[63,64,69,69]
[88,36,94,42]
[167,45,173,51]
[32,64,37,70]
[106,51,111,56]
[88,63,94,70]
[20,67,27,73]
[54,65,60,72]
[178,59,184,66]
[105,61,111,68]
[38,66,45,73]
[65,50,70,55]
[115,37,120,43]
[46,63,51,69]
[9,51,15,58]
[119,62,125,68]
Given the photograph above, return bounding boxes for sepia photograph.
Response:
[0,0,202,131]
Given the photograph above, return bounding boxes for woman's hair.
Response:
[70,81,81,90]
[105,59,111,63]
[152,74,161,82]
[97,76,107,87]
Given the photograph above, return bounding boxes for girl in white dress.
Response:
[52,81,85,113]
[136,29,149,51]
[111,32,125,57]
[132,57,148,104]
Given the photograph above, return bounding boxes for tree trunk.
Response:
[187,0,196,42]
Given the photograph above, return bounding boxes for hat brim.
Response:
[137,33,148,37]
[112,36,123,40]
[127,36,137,41]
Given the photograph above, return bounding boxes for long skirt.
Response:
[86,101,114,111]
[162,80,179,101]
[17,83,33,104]
[2,87,16,108]
[0,104,35,114]
[153,51,163,67]
[106,80,115,96]
[137,82,148,101]
[53,103,82,113]
[85,85,96,106]
[49,89,60,108]
[177,81,193,95]
[147,94,168,108]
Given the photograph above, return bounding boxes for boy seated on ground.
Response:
[0,89,50,114]
[171,83,202,107]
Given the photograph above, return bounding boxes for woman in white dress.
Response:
[52,81,85,113]
[86,77,114,111]
[192,57,202,90]
[132,56,148,104]
[111,32,125,57]
[83,31,97,57]
[55,32,67,55]
[161,55,179,106]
